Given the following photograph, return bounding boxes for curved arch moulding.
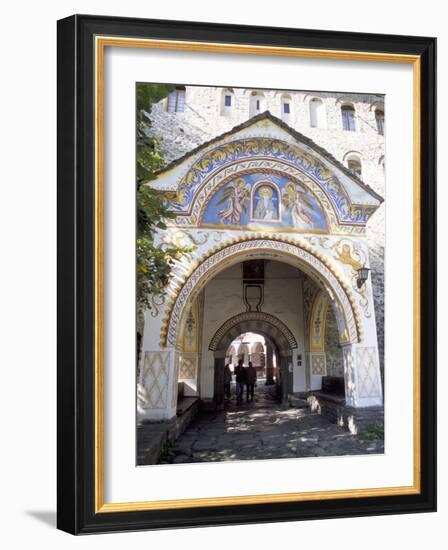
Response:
[159,235,362,348]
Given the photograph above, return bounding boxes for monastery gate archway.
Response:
[139,235,383,421]
[138,113,383,423]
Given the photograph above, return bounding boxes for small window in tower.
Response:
[309,98,325,128]
[167,87,186,113]
[280,94,292,120]
[250,92,265,117]
[346,155,362,177]
[221,89,235,116]
[341,104,356,131]
[375,108,384,135]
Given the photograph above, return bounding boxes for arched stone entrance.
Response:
[159,236,373,409]
[209,312,297,408]
[138,236,382,422]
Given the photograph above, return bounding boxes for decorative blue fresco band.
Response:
[169,138,376,224]
[201,173,328,231]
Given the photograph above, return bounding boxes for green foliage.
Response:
[137,83,174,124]
[137,238,178,306]
[359,422,384,441]
[137,135,165,183]
[136,83,192,309]
[137,83,174,183]
[137,185,175,236]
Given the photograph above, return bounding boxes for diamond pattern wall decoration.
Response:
[179,354,198,380]
[310,352,327,376]
[356,347,381,398]
[142,351,170,409]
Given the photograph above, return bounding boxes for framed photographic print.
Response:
[57,14,436,534]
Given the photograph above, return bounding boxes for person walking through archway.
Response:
[246,361,257,402]
[234,359,246,404]
[223,363,232,400]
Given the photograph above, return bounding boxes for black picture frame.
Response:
[57,14,436,534]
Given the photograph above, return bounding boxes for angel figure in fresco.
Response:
[281,182,315,228]
[334,243,362,272]
[217,178,250,225]
[253,185,278,220]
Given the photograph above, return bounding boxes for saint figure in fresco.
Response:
[253,185,278,220]
[282,182,316,228]
[217,178,250,225]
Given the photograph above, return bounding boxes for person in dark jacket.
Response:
[223,363,232,399]
[234,359,246,404]
[246,361,257,402]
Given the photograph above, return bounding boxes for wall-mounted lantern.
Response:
[356,266,371,289]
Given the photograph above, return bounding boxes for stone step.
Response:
[288,394,309,408]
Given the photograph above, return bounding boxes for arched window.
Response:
[227,345,237,366]
[345,153,362,177]
[237,343,250,366]
[375,108,384,135]
[221,88,234,116]
[309,98,326,128]
[341,104,356,131]
[250,342,265,368]
[280,94,292,120]
[250,91,266,117]
[167,86,186,113]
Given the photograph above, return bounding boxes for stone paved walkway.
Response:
[158,384,384,464]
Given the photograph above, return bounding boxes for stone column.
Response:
[265,344,275,385]
[213,352,226,410]
[279,355,291,409]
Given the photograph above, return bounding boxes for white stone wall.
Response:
[148,86,385,375]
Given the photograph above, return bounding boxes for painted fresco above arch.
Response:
[200,172,328,232]
[149,113,383,231]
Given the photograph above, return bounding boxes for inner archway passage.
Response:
[209,311,297,353]
[210,312,296,409]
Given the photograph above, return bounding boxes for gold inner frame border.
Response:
[94,35,421,513]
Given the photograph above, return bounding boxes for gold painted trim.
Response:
[94,35,421,513]
[98,485,420,513]
[158,233,362,347]
[95,37,105,513]
[413,58,422,493]
[196,224,330,234]
[96,36,420,64]
[181,298,200,353]
[309,291,331,351]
